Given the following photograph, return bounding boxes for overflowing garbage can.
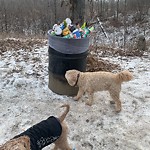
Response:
[48,30,89,96]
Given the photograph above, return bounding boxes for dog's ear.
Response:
[72,70,80,79]
[65,70,80,86]
[13,143,27,150]
[19,136,30,150]
[0,136,30,150]
[72,73,78,81]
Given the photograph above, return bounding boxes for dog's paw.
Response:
[115,107,121,113]
[73,96,79,101]
[86,101,92,106]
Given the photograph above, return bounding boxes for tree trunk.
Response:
[116,0,120,20]
[123,0,127,50]
[70,0,85,24]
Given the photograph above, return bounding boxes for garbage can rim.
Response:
[47,30,89,40]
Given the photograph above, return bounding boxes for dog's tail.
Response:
[58,104,70,122]
[116,70,133,82]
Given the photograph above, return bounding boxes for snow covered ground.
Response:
[0,40,150,150]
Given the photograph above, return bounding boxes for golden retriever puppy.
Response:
[0,104,71,150]
[65,69,133,112]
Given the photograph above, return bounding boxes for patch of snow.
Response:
[0,43,150,150]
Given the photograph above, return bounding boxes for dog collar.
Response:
[73,73,80,87]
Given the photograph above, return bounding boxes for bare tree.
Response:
[116,0,120,20]
[123,0,127,50]
[54,0,57,23]
[69,0,85,24]
[1,0,8,32]
[0,0,149,36]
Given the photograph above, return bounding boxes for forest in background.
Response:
[0,0,150,36]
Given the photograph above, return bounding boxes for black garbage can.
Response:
[48,30,89,96]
